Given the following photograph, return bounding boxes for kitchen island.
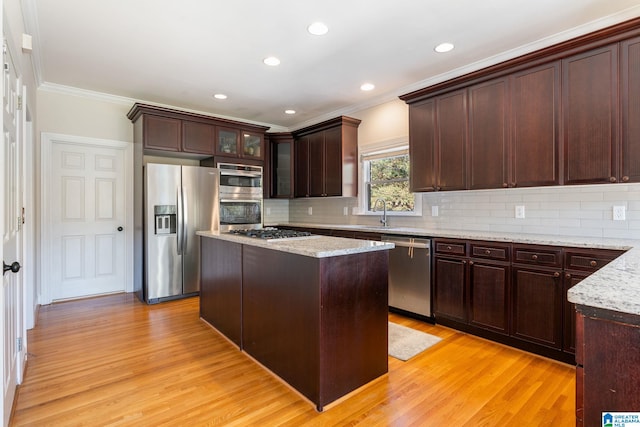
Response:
[197,230,393,411]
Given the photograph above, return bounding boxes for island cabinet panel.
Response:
[562,44,619,185]
[200,237,242,347]
[621,36,640,183]
[468,78,509,189]
[510,62,560,187]
[576,307,640,426]
[241,245,388,411]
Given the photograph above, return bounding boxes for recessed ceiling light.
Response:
[213,93,227,100]
[360,83,375,91]
[307,22,328,36]
[263,56,281,66]
[434,42,454,53]
[285,109,296,115]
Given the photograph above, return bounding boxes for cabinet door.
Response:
[563,44,618,184]
[469,78,509,189]
[469,261,509,334]
[323,127,343,196]
[217,127,240,156]
[408,99,436,192]
[144,115,181,152]
[182,121,215,155]
[621,36,640,183]
[308,132,325,196]
[512,266,563,349]
[270,139,293,198]
[511,62,560,187]
[294,136,310,197]
[434,256,467,323]
[241,131,264,159]
[436,91,467,191]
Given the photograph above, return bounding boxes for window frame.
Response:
[356,140,422,217]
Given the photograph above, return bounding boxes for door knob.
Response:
[3,261,20,275]
[117,226,124,232]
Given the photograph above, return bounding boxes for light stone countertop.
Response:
[272,222,640,316]
[196,230,394,258]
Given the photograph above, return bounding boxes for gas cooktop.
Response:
[228,227,317,241]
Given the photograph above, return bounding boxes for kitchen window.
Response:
[359,143,421,216]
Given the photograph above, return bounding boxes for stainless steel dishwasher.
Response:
[381,235,432,318]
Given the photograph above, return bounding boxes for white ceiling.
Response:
[24,0,640,131]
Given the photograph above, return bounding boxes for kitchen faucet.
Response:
[373,198,388,227]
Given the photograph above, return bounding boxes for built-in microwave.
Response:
[216,163,263,231]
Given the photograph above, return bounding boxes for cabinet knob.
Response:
[511,182,517,188]
[447,246,452,250]
[553,272,560,278]
[589,260,597,267]
[531,254,538,261]
[502,183,509,188]
[609,176,617,183]
[462,260,467,265]
[485,249,491,255]
[622,176,630,182]
[565,273,572,279]
[436,186,441,191]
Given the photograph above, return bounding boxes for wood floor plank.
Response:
[10,293,576,426]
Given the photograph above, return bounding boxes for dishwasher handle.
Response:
[382,237,430,250]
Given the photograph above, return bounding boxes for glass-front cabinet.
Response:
[217,127,239,156]
[242,132,263,159]
[268,133,294,198]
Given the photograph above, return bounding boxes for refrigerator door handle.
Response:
[176,186,183,255]
[181,186,188,252]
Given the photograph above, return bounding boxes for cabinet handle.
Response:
[469,261,474,266]
[485,249,491,255]
[609,176,617,183]
[553,272,560,278]
[622,176,630,182]
[531,254,538,261]
[565,273,572,279]
[589,260,597,267]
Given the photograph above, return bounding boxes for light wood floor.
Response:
[10,293,576,426]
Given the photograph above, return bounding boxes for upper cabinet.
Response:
[562,44,619,185]
[400,18,640,192]
[127,103,269,161]
[293,116,361,198]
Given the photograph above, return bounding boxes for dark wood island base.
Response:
[199,234,390,411]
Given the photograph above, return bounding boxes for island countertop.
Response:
[270,222,640,316]
[196,230,393,258]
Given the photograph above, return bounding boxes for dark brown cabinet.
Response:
[576,306,640,426]
[433,239,510,336]
[127,103,268,160]
[469,78,510,189]
[621,36,640,183]
[562,44,619,184]
[408,99,436,192]
[143,115,181,152]
[510,62,560,187]
[293,116,361,198]
[182,120,215,155]
[267,132,295,198]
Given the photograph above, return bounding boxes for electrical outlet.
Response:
[431,206,439,217]
[343,206,349,216]
[515,205,525,219]
[266,207,271,215]
[613,205,626,221]
[308,207,313,216]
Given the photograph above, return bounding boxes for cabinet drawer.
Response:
[470,242,510,261]
[513,245,562,267]
[565,248,624,272]
[434,240,467,256]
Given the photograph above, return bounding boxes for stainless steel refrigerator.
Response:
[142,163,216,303]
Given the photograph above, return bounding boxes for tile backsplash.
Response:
[265,183,640,239]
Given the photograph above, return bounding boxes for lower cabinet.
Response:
[433,238,624,363]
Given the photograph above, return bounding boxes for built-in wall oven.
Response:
[216,163,263,231]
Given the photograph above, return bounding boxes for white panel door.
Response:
[49,142,126,300]
[2,41,22,427]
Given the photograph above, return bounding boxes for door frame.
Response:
[40,133,133,305]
